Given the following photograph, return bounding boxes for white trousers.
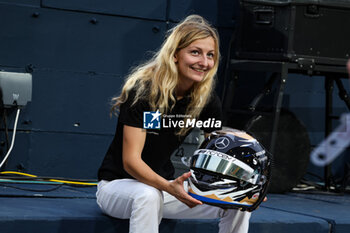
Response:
[96,179,251,233]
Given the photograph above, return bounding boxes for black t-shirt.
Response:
[97,88,222,181]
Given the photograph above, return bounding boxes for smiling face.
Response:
[174,37,216,92]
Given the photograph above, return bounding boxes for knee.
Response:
[134,186,163,208]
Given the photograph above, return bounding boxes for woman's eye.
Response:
[191,50,199,55]
[207,53,214,58]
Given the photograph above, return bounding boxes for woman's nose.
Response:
[198,55,208,67]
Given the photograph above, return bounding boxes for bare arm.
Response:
[122,125,202,208]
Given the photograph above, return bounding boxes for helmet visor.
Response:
[191,149,258,184]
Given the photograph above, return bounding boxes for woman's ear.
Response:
[174,53,178,63]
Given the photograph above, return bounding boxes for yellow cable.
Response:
[0,171,37,177]
[0,171,97,186]
[49,179,97,186]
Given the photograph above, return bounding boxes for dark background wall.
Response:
[0,0,349,184]
[0,0,239,179]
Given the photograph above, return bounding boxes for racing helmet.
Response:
[187,128,271,211]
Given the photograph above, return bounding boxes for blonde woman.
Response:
[96,15,251,233]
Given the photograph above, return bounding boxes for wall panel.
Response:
[5,131,112,179]
[42,0,167,21]
[0,5,166,74]
[0,69,121,134]
[0,0,40,7]
[168,0,237,27]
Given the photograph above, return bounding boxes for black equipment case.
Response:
[234,0,350,65]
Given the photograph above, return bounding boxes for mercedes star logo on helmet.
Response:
[215,137,230,149]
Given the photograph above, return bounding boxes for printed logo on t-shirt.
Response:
[143,110,162,129]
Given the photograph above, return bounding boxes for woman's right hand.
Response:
[167,172,203,208]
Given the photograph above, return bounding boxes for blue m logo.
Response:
[143,110,161,129]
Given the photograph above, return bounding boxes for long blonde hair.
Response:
[111,15,220,135]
